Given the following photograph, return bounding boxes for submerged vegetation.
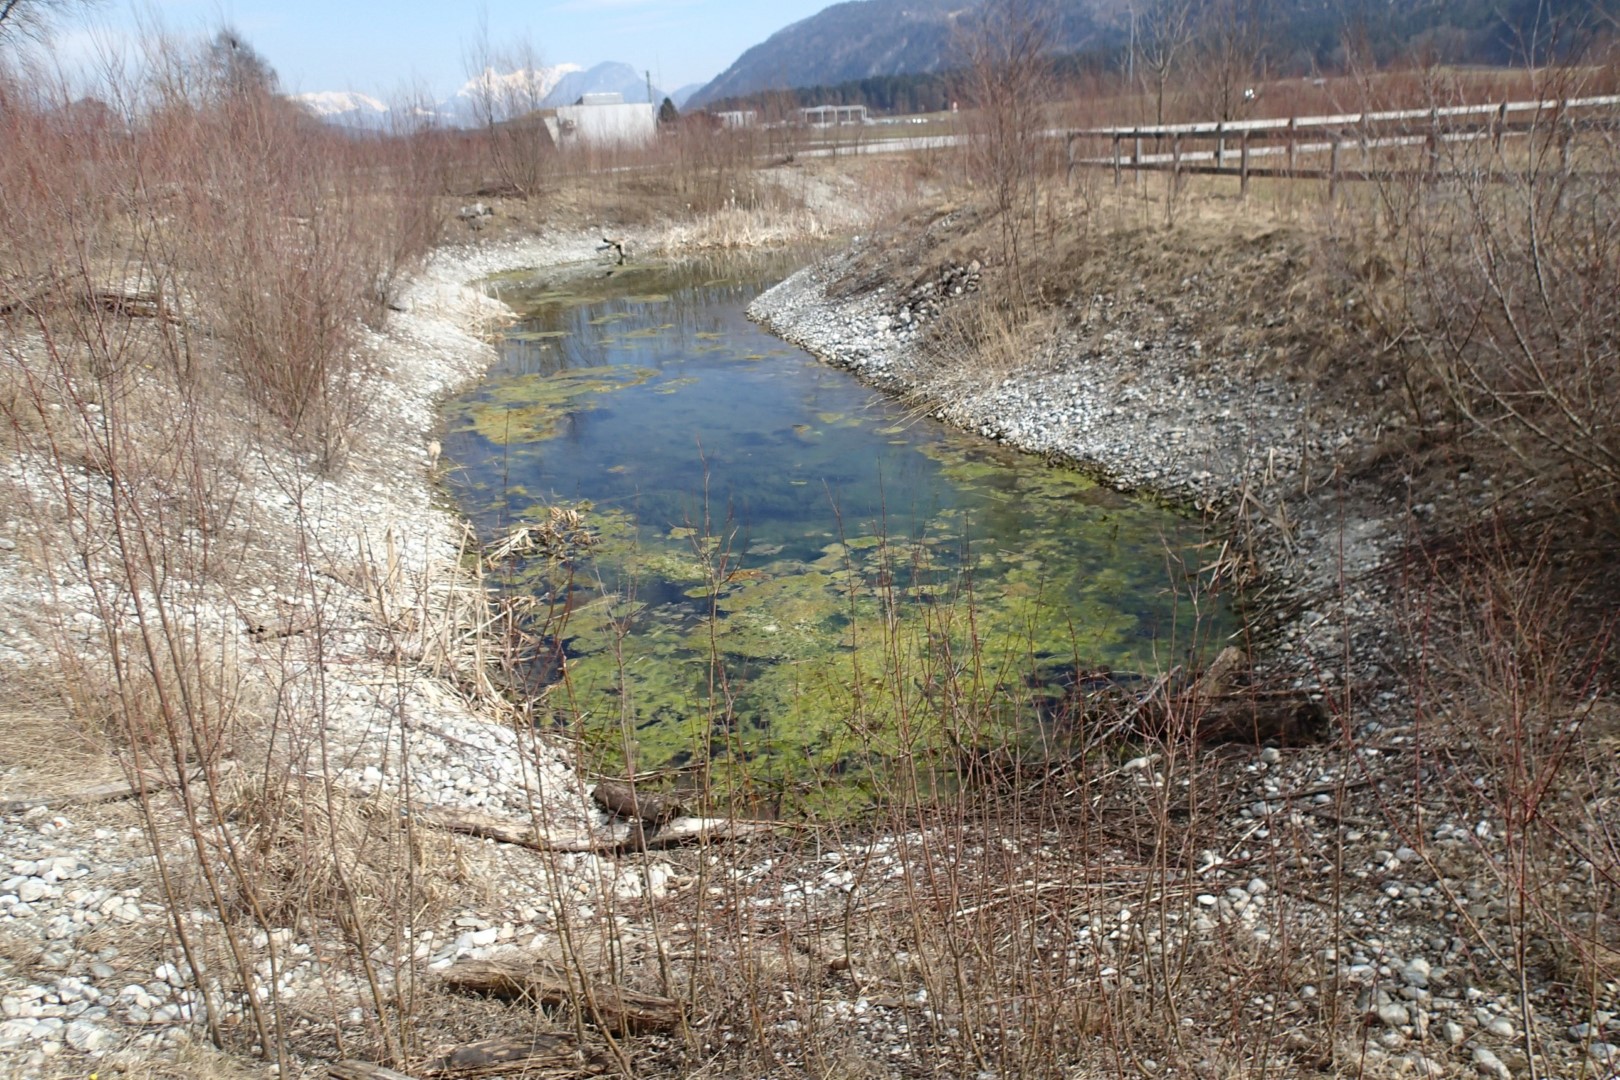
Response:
[443,261,1225,812]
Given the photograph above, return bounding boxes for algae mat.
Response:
[443,257,1226,813]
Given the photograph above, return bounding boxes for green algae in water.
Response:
[447,366,658,445]
[442,256,1228,815]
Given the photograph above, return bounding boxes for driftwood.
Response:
[0,276,178,323]
[329,1063,420,1080]
[423,1034,608,1078]
[1194,646,1247,697]
[590,781,684,825]
[417,805,775,855]
[442,957,684,1035]
[0,766,212,815]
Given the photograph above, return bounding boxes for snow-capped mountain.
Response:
[452,63,583,117]
[295,61,694,131]
[292,90,389,123]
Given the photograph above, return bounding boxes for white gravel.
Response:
[0,230,673,1077]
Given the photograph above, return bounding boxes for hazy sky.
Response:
[51,0,839,98]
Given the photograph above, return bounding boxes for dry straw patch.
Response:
[224,776,465,938]
[0,673,115,797]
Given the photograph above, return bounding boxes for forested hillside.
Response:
[696,0,1619,114]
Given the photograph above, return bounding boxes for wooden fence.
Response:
[1065,94,1620,195]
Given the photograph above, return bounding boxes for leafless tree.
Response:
[207,27,278,98]
[1133,0,1197,127]
[463,23,553,199]
[1189,0,1272,122]
[0,0,96,44]
[959,0,1055,306]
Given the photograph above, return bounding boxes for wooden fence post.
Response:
[1328,139,1340,201]
[1214,121,1225,169]
[1113,133,1122,188]
[1172,133,1183,193]
[1493,101,1508,152]
[1240,131,1251,198]
[1286,117,1297,178]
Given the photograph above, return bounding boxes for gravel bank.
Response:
[0,231,679,1078]
[742,237,1619,1080]
[750,244,1410,692]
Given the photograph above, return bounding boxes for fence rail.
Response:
[1066,94,1620,195]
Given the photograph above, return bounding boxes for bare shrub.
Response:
[957,0,1058,307]
[0,30,457,1072]
[462,29,553,199]
[1396,525,1619,1028]
[1356,69,1620,532]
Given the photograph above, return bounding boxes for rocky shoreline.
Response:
[0,231,675,1077]
[744,244,1620,1077]
[2,227,1613,1080]
[749,246,1410,695]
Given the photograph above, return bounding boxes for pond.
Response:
[442,255,1226,814]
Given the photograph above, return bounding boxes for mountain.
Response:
[689,0,1620,111]
[541,61,665,107]
[292,90,389,126]
[690,0,1111,108]
[669,83,706,109]
[451,64,583,120]
[690,0,975,108]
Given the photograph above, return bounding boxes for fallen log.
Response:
[422,1034,608,1078]
[329,1063,421,1080]
[0,765,215,815]
[417,805,775,855]
[442,957,684,1035]
[0,276,178,323]
[590,780,684,825]
[1190,693,1328,746]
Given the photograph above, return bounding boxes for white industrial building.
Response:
[799,104,868,127]
[543,93,656,149]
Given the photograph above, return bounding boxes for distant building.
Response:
[717,110,758,129]
[799,104,868,127]
[543,92,656,148]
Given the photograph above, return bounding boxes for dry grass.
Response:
[0,674,116,796]
[224,776,464,937]
[3,18,1617,1080]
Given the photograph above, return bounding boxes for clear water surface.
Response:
[442,256,1223,809]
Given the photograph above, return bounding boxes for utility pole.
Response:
[1127,1,1136,86]
[646,69,654,105]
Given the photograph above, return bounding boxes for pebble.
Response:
[64,1020,115,1053]
[1472,1046,1511,1079]
[1378,1003,1410,1028]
